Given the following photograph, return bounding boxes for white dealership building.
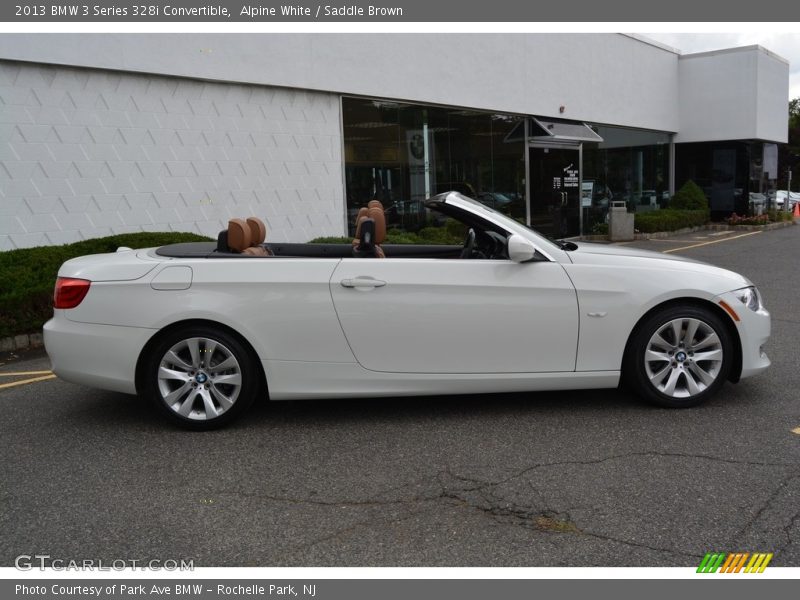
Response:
[0,33,790,248]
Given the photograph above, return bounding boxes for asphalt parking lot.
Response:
[1,225,799,568]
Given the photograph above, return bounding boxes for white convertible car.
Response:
[44,192,771,429]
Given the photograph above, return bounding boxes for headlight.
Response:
[735,286,762,312]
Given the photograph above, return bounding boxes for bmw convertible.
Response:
[44,192,771,429]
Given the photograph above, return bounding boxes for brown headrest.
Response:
[227,218,252,253]
[367,200,384,211]
[246,217,267,245]
[367,206,386,244]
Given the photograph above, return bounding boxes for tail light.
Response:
[54,277,91,309]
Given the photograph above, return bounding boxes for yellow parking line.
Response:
[0,374,57,390]
[0,370,53,377]
[663,231,762,253]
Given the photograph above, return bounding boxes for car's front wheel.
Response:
[144,326,260,429]
[625,305,733,408]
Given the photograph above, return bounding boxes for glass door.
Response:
[528,144,581,238]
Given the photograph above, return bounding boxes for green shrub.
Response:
[0,232,212,338]
[669,180,709,212]
[308,236,352,244]
[766,209,794,223]
[309,224,463,246]
[591,222,609,235]
[634,210,709,233]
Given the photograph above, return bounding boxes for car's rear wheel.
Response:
[625,305,733,408]
[144,326,260,429]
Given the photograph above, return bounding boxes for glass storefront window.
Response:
[343,98,526,234]
[674,141,762,217]
[582,125,670,233]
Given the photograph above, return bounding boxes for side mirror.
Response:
[507,234,540,263]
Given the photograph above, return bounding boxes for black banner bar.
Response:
[3,579,796,600]
[3,0,800,22]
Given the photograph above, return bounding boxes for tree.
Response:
[778,98,800,190]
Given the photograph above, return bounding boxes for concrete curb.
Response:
[0,332,44,353]
[585,218,796,242]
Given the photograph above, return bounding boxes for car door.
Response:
[329,258,579,374]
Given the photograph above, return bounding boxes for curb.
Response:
[586,219,796,242]
[0,332,44,353]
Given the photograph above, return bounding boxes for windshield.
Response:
[441,193,564,252]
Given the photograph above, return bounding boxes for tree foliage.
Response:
[778,98,800,189]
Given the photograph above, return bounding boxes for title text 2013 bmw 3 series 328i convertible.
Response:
[44,192,771,429]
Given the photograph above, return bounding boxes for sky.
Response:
[644,33,800,100]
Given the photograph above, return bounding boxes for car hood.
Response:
[568,242,703,263]
[563,242,752,288]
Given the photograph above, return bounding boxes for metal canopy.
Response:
[529,117,604,143]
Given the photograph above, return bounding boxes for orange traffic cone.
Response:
[794,201,800,218]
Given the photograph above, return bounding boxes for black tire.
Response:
[143,325,261,430]
[624,304,733,408]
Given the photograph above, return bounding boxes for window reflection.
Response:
[582,125,671,233]
[343,98,526,234]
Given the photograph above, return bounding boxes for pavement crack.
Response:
[733,472,800,547]
[487,451,794,490]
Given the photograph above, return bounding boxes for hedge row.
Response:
[634,210,709,233]
[311,225,464,246]
[0,232,212,339]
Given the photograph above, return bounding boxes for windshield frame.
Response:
[425,192,565,259]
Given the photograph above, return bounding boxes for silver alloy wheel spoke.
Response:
[210,385,235,411]
[164,381,192,406]
[157,336,242,421]
[158,366,190,382]
[187,338,201,369]
[212,356,238,372]
[692,333,720,351]
[213,373,241,386]
[165,350,193,371]
[648,362,671,384]
[644,317,723,399]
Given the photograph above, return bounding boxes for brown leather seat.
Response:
[351,201,386,258]
[243,217,272,256]
[227,218,252,253]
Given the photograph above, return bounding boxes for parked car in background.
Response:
[769,190,800,210]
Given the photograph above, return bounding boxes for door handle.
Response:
[341,277,387,289]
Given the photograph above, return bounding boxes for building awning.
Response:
[502,118,604,144]
[529,118,604,143]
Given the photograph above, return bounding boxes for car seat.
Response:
[351,201,386,258]
[226,218,252,253]
[243,217,272,256]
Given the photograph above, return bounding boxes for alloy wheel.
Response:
[644,317,724,399]
[156,337,242,421]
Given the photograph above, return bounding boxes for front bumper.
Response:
[713,290,771,380]
[44,311,156,395]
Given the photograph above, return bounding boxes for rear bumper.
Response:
[714,291,771,380]
[44,311,156,394]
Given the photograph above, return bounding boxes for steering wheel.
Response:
[460,228,476,259]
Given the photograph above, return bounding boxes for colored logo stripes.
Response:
[697,552,773,573]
